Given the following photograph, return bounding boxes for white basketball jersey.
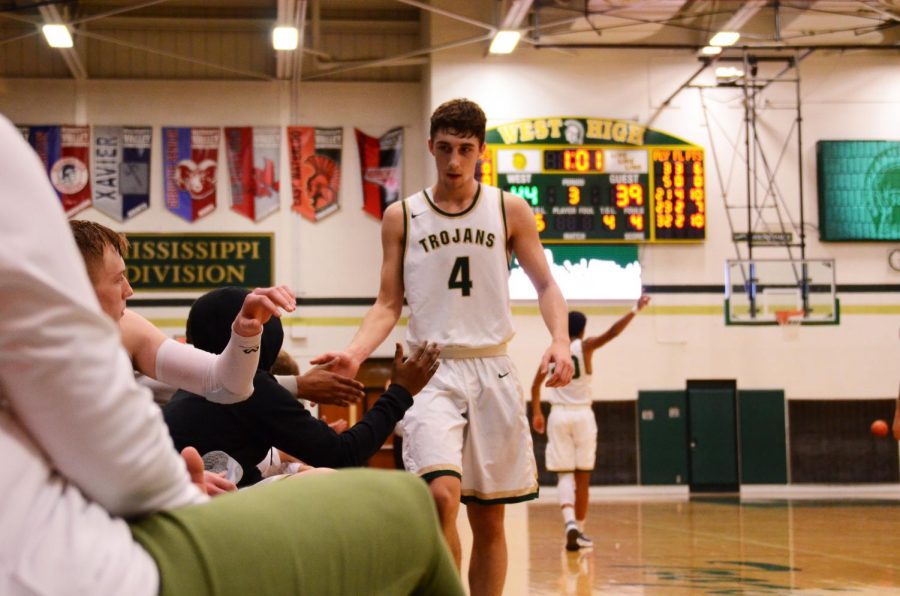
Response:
[402,184,514,349]
[547,338,592,405]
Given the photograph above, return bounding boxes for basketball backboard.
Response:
[725,259,839,326]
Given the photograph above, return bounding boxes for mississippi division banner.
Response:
[162,127,220,223]
[224,127,281,222]
[92,126,152,222]
[355,127,402,220]
[288,126,342,222]
[21,125,92,217]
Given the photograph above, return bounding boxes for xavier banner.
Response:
[92,126,152,222]
[288,126,342,222]
[224,127,281,222]
[21,125,92,217]
[355,127,402,220]
[163,127,220,223]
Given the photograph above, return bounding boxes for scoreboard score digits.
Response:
[481,117,706,243]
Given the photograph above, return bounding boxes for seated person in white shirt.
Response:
[1,115,463,596]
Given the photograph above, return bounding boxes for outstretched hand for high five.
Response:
[297,365,366,407]
[232,285,296,337]
[389,343,441,397]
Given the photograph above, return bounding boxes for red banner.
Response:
[288,126,342,222]
[20,125,92,217]
[355,127,402,220]
[224,127,281,222]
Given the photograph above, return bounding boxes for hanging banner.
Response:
[21,125,92,217]
[288,126,342,222]
[355,126,402,220]
[162,127,220,222]
[92,126,152,222]
[224,126,281,222]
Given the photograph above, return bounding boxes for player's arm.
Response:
[530,366,548,434]
[505,193,573,387]
[127,286,296,404]
[582,294,650,353]
[311,202,406,379]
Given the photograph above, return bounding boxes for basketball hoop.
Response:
[775,309,804,326]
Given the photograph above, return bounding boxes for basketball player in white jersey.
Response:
[312,98,573,596]
[531,294,649,551]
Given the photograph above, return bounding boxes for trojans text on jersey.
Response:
[415,227,496,253]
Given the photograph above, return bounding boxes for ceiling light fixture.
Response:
[272,26,299,51]
[715,66,744,80]
[489,30,521,55]
[701,45,723,56]
[709,31,740,47]
[42,23,73,48]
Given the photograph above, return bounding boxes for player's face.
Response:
[428,130,485,191]
[90,245,134,321]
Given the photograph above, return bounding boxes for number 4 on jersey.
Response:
[448,256,472,296]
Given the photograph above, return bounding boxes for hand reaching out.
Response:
[309,351,360,380]
[233,285,296,338]
[297,366,365,407]
[389,343,440,397]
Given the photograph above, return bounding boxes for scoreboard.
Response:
[479,117,706,243]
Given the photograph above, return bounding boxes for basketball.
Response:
[870,419,889,437]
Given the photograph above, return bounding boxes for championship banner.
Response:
[21,125,92,217]
[288,126,342,222]
[355,127,402,220]
[162,127,220,222]
[92,126,152,222]
[224,127,281,222]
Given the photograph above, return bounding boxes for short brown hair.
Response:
[430,98,486,145]
[69,220,129,278]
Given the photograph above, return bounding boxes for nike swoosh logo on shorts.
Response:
[498,372,510,378]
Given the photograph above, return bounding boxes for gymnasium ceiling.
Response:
[0,0,897,81]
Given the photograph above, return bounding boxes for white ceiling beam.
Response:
[500,0,534,30]
[38,4,87,80]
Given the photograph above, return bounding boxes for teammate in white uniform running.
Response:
[312,98,573,596]
[531,294,650,551]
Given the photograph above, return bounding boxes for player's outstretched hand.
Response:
[297,366,365,407]
[309,351,360,380]
[542,340,573,388]
[390,342,440,397]
[233,285,296,337]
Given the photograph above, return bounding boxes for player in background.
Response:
[312,98,573,596]
[531,294,650,551]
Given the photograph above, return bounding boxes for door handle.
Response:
[690,439,697,450]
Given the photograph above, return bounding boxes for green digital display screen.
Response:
[817,141,900,241]
[480,117,706,244]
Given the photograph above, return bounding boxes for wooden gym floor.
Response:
[457,492,900,594]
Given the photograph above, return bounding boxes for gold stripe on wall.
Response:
[144,305,899,329]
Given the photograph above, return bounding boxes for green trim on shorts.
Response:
[422,469,462,483]
[461,489,540,505]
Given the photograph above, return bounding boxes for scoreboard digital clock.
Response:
[479,117,706,243]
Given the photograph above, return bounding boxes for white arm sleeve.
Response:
[155,330,262,405]
[275,374,298,396]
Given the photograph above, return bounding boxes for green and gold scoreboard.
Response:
[479,117,706,243]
